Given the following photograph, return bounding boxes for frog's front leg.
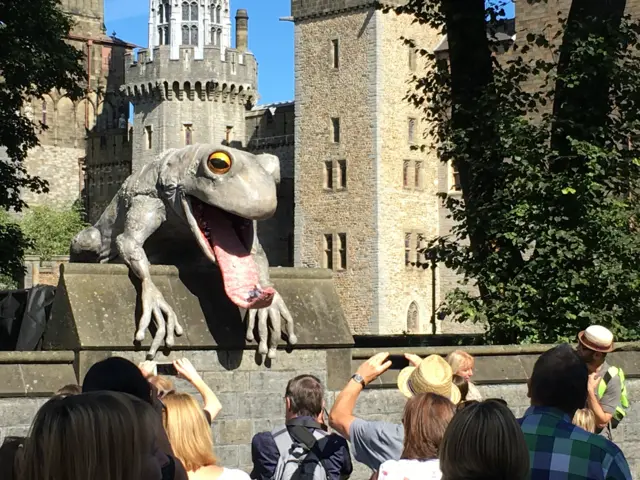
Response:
[245,231,297,358]
[116,195,184,358]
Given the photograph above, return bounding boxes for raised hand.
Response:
[356,352,393,385]
[173,358,202,384]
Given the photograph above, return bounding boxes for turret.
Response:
[235,8,248,52]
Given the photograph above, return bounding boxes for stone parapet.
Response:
[124,46,257,97]
[291,0,405,21]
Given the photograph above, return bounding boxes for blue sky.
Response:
[105,0,514,106]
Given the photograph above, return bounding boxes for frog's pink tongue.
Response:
[206,208,274,309]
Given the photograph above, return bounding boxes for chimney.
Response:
[235,9,248,52]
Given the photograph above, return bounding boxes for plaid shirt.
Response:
[518,406,631,480]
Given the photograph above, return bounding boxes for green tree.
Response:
[21,204,89,261]
[0,0,86,280]
[384,0,640,343]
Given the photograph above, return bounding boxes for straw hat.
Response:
[397,354,461,404]
[578,325,614,353]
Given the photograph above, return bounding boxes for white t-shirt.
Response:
[218,468,251,480]
[378,459,442,480]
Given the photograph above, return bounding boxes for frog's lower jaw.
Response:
[181,195,275,309]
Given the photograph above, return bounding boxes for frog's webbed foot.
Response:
[136,280,184,358]
[245,291,297,359]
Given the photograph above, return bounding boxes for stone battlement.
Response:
[291,0,405,20]
[124,45,257,100]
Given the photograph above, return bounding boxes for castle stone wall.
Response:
[293,10,378,334]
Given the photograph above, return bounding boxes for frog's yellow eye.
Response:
[207,151,232,174]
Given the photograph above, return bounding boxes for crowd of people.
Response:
[0,324,632,480]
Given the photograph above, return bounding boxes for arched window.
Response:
[158,4,163,22]
[182,2,189,21]
[164,26,170,44]
[407,302,419,333]
[190,2,198,20]
[190,26,198,46]
[182,25,189,45]
[210,28,216,44]
[216,5,221,23]
[216,29,221,46]
[164,3,171,22]
[158,26,164,45]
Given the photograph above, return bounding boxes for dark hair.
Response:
[82,357,152,404]
[440,400,529,480]
[0,437,24,480]
[529,344,588,416]
[56,384,82,396]
[452,375,469,401]
[285,375,324,418]
[402,393,455,460]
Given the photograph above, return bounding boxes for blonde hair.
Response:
[149,375,175,397]
[17,391,156,480]
[440,400,529,480]
[573,408,596,433]
[446,350,475,375]
[162,392,217,471]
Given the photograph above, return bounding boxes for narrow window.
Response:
[331,117,340,143]
[145,126,153,149]
[408,118,416,144]
[216,5,221,23]
[414,161,423,189]
[184,124,193,145]
[451,160,462,191]
[338,233,347,270]
[158,27,164,45]
[191,2,198,20]
[182,2,189,20]
[211,28,215,44]
[337,160,347,189]
[216,29,222,46]
[407,302,419,333]
[323,234,333,270]
[190,26,198,46]
[416,233,426,266]
[331,39,339,69]
[159,4,164,22]
[165,3,171,22]
[41,100,47,126]
[324,161,333,189]
[182,25,189,45]
[408,46,417,71]
[405,233,412,265]
[403,160,410,188]
[165,25,170,43]
[225,125,233,144]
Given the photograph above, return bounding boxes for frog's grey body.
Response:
[70,144,297,358]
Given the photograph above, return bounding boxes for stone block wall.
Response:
[5,346,640,478]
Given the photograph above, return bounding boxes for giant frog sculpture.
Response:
[70,144,297,358]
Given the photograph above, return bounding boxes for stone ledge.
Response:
[0,352,75,364]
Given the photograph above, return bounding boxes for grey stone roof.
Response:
[251,101,294,111]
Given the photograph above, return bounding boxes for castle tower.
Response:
[125,1,257,171]
[19,0,134,212]
[291,0,444,334]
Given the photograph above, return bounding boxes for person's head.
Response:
[440,400,530,480]
[528,343,588,416]
[83,357,153,404]
[16,391,159,480]
[452,375,469,402]
[397,355,461,404]
[576,325,614,373]
[573,408,596,433]
[55,384,82,396]
[284,375,325,421]
[401,393,455,461]
[148,375,175,399]
[162,393,216,472]
[446,350,475,380]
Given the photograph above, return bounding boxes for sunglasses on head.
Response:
[456,398,508,412]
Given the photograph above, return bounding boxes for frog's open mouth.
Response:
[182,195,275,310]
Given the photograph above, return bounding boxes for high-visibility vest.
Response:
[597,365,629,428]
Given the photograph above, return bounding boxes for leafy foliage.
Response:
[383,0,640,343]
[0,205,88,288]
[0,0,86,282]
[21,204,88,261]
